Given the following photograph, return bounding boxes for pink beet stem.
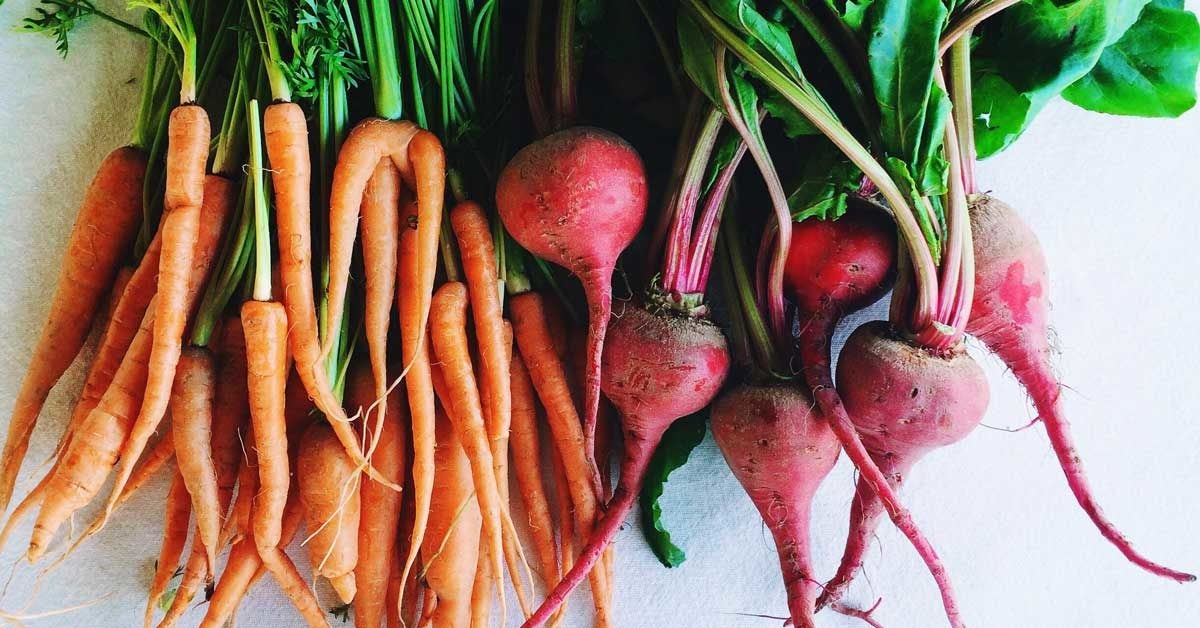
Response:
[1005,349,1196,583]
[580,271,613,499]
[522,435,659,628]
[685,139,749,294]
[798,315,967,628]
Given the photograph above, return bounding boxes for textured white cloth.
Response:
[1,2,1198,626]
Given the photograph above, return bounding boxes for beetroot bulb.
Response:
[966,196,1194,582]
[822,321,990,622]
[520,302,730,627]
[710,382,840,628]
[496,126,648,490]
[783,203,966,618]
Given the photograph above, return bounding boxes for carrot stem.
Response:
[247,98,272,302]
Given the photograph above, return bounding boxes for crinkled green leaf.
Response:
[787,143,863,222]
[639,413,708,568]
[862,0,948,167]
[1063,0,1200,117]
[971,0,1152,157]
[701,129,745,194]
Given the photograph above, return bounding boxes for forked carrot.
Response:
[170,347,221,573]
[349,363,408,628]
[421,407,482,628]
[146,470,191,628]
[297,422,362,604]
[0,146,146,512]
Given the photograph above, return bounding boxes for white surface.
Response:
[2,2,1199,627]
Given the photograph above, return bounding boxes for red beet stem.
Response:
[521,434,659,628]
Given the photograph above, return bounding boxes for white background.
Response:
[1,2,1198,627]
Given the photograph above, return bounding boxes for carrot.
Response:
[297,422,362,604]
[219,436,256,550]
[261,102,362,474]
[449,202,512,487]
[421,407,482,628]
[170,348,221,573]
[360,160,402,448]
[509,292,611,618]
[201,484,307,628]
[102,171,238,526]
[27,301,156,562]
[241,300,324,626]
[348,363,407,628]
[396,189,437,614]
[50,233,163,463]
[430,282,521,613]
[392,474,421,628]
[146,470,192,628]
[323,122,443,482]
[509,353,560,591]
[0,146,146,512]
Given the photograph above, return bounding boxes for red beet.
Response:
[710,383,840,628]
[822,321,990,626]
[521,304,729,627]
[967,196,1194,582]
[496,127,648,488]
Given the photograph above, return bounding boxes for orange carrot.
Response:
[103,169,237,525]
[429,282,513,611]
[242,300,325,626]
[1,145,146,512]
[391,473,420,628]
[510,354,560,591]
[170,347,221,573]
[50,233,163,463]
[509,292,611,621]
[27,300,156,562]
[396,189,437,613]
[201,484,307,628]
[449,202,511,485]
[146,470,191,628]
[297,422,362,604]
[421,407,482,628]
[349,363,407,628]
[360,160,402,450]
[219,436,256,549]
[262,102,368,481]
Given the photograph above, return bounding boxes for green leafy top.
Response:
[20,0,146,57]
[640,413,708,568]
[129,0,198,102]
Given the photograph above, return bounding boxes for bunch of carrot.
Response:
[4,0,1199,627]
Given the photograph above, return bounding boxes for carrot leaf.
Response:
[20,0,147,57]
